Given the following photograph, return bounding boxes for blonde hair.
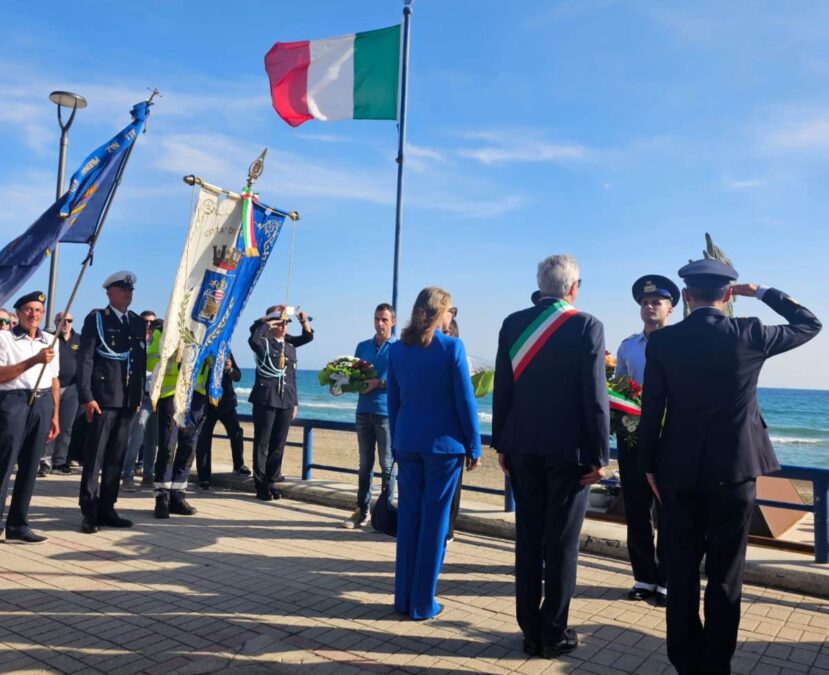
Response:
[401,287,453,348]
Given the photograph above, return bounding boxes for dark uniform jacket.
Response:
[492,298,610,467]
[215,352,242,413]
[248,320,313,409]
[76,306,147,409]
[639,288,821,487]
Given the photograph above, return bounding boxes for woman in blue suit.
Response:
[388,287,481,620]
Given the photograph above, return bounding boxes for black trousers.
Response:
[154,394,207,496]
[618,438,665,587]
[507,454,589,645]
[0,391,53,532]
[196,404,245,482]
[660,479,756,675]
[252,404,292,494]
[79,406,135,518]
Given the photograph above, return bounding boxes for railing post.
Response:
[504,474,515,513]
[302,426,313,480]
[814,477,828,564]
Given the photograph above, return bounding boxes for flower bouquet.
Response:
[317,356,377,395]
[604,351,617,380]
[607,375,642,445]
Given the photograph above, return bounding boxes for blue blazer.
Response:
[387,331,481,459]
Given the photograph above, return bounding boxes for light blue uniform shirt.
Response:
[614,332,647,384]
[355,335,396,416]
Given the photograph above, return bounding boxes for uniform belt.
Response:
[0,389,51,398]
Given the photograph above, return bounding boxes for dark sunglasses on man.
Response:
[0,318,11,326]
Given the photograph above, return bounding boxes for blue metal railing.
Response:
[233,414,829,563]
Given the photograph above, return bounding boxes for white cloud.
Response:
[405,143,449,172]
[721,176,767,191]
[458,140,588,165]
[766,115,829,154]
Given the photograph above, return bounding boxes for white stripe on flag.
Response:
[307,35,355,121]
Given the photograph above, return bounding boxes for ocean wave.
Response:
[478,412,492,423]
[301,401,358,411]
[769,436,827,446]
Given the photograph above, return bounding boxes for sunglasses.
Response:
[61,319,73,323]
[0,319,10,326]
[448,307,458,317]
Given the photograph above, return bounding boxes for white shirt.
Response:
[0,327,60,390]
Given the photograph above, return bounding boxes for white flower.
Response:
[622,416,639,432]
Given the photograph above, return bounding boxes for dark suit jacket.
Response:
[492,298,610,467]
[76,306,147,409]
[247,319,313,408]
[639,288,821,487]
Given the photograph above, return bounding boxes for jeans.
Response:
[122,396,157,480]
[42,384,81,468]
[355,413,396,512]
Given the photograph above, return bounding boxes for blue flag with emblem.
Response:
[0,102,148,306]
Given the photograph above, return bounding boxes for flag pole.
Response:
[27,94,155,406]
[391,0,413,325]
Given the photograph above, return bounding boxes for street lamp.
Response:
[47,90,87,330]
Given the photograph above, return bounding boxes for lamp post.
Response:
[46,90,87,330]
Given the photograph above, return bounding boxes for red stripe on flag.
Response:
[264,40,313,127]
[513,310,576,381]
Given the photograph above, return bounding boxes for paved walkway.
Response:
[0,475,828,674]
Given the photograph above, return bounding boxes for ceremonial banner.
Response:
[152,183,286,424]
[0,102,148,306]
[265,25,401,127]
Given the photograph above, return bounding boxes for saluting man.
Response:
[0,291,60,543]
[639,259,821,674]
[614,275,679,607]
[248,305,313,501]
[76,272,147,534]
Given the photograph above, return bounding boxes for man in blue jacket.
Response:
[639,259,821,675]
[343,303,397,529]
[493,254,610,659]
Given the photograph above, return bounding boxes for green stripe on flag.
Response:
[508,301,565,360]
[353,25,401,120]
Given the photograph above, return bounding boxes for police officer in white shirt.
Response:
[614,275,679,605]
[0,291,60,543]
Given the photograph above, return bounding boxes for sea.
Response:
[233,369,829,469]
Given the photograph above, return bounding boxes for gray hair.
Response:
[537,254,580,298]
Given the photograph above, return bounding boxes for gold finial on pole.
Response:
[247,148,268,188]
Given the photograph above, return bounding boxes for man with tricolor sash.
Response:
[493,254,609,659]
[613,274,679,607]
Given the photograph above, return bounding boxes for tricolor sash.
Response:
[509,300,579,381]
[608,388,641,415]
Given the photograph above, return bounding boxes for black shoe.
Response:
[655,589,667,607]
[256,491,273,501]
[540,629,578,658]
[523,638,540,656]
[169,497,197,516]
[197,481,212,490]
[627,586,655,601]
[81,516,99,534]
[269,488,282,500]
[5,529,47,544]
[37,462,50,478]
[235,465,252,476]
[154,495,170,519]
[98,511,133,528]
[52,464,72,475]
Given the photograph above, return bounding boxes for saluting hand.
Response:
[730,283,759,298]
[84,400,102,423]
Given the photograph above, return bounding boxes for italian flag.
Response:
[264,25,401,127]
[608,389,641,416]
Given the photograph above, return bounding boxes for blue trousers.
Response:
[394,451,463,620]
[356,413,396,511]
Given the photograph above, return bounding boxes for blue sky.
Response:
[1,1,827,388]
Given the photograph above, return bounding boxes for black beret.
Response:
[13,291,46,310]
